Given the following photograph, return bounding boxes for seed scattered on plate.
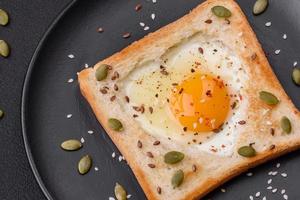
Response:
[112,152,116,158]
[267,178,272,184]
[109,197,115,200]
[265,21,272,27]
[283,194,289,200]
[276,163,281,168]
[122,32,131,39]
[80,137,85,143]
[88,130,94,134]
[67,78,74,83]
[135,4,142,11]
[249,195,253,200]
[281,173,288,177]
[144,26,150,31]
[84,63,89,68]
[139,22,145,27]
[272,188,278,193]
[255,191,260,197]
[293,61,298,67]
[267,186,272,190]
[94,166,99,171]
[67,114,72,118]
[246,172,253,177]
[152,0,157,3]
[68,54,75,59]
[275,49,281,55]
[281,189,286,194]
[262,196,266,200]
[283,34,287,39]
[151,13,156,20]
[221,188,226,193]
[97,27,104,33]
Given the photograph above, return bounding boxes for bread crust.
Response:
[78,0,300,199]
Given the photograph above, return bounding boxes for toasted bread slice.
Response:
[78,0,300,199]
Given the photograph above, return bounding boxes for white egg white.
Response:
[121,34,249,156]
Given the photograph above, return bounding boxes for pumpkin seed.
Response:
[171,170,184,188]
[61,139,82,151]
[253,0,268,15]
[238,146,256,157]
[281,116,292,134]
[95,64,110,81]
[78,155,92,175]
[108,118,123,131]
[211,6,232,18]
[0,109,4,119]
[164,151,185,164]
[0,9,9,26]
[114,183,127,200]
[292,68,300,86]
[0,40,10,57]
[259,91,279,105]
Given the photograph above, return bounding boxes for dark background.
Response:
[0,1,69,199]
[1,0,300,200]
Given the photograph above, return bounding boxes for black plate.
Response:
[22,0,300,199]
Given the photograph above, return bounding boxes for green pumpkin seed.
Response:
[61,139,82,151]
[238,146,256,157]
[259,91,279,105]
[0,109,4,119]
[108,118,123,131]
[95,64,110,81]
[253,0,268,15]
[292,68,300,86]
[171,170,184,188]
[211,6,232,18]
[78,155,92,175]
[164,151,185,164]
[0,40,10,57]
[281,116,292,134]
[0,9,9,26]
[114,183,127,200]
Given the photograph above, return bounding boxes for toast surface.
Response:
[78,0,300,199]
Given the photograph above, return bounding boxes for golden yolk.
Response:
[170,73,230,132]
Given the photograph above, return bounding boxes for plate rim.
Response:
[21,1,78,199]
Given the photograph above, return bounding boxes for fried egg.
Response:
[121,34,249,156]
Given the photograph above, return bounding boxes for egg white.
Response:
[121,34,249,156]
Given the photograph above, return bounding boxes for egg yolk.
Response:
[170,73,230,132]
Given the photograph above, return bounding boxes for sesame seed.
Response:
[94,167,99,171]
[283,34,287,39]
[249,195,253,200]
[221,188,226,193]
[255,192,260,197]
[144,26,150,31]
[66,114,72,119]
[151,13,156,20]
[283,194,288,200]
[80,137,85,143]
[281,189,286,194]
[262,196,266,200]
[67,78,74,83]
[267,179,272,184]
[281,173,288,177]
[84,63,89,68]
[275,49,281,55]
[272,171,278,176]
[88,130,94,134]
[267,186,272,190]
[272,188,278,193]
[152,0,157,3]
[293,61,298,67]
[139,22,145,27]
[127,194,132,198]
[122,32,131,38]
[276,163,281,168]
[109,197,115,200]
[246,172,253,177]
[265,22,272,27]
[118,155,123,162]
[68,54,75,59]
[112,152,116,158]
